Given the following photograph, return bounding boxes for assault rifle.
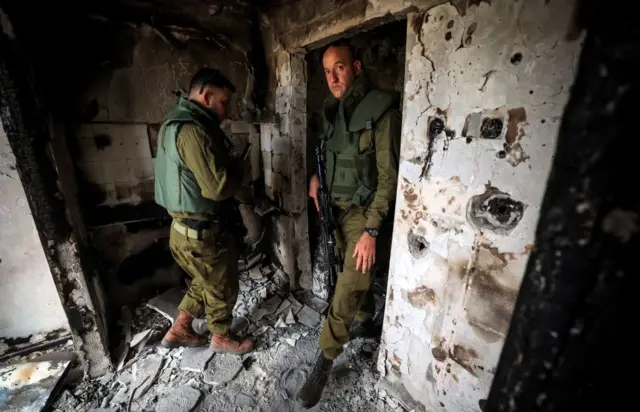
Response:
[315,144,343,301]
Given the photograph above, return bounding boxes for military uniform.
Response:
[318,75,401,360]
[155,97,245,336]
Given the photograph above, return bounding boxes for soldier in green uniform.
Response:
[298,40,401,408]
[155,68,254,355]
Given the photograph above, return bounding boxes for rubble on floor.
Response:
[47,260,400,412]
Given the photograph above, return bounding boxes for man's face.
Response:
[201,86,233,120]
[322,45,362,100]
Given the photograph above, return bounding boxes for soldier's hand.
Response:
[309,174,320,211]
[353,232,376,274]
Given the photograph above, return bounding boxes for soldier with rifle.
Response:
[298,39,401,408]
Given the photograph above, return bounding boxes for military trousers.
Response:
[319,207,377,360]
[170,224,239,335]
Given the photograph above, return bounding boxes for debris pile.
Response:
[46,261,399,412]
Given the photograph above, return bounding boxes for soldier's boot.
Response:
[349,318,382,341]
[296,353,333,409]
[160,312,208,348]
[211,334,254,355]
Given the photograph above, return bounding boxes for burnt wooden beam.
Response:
[485,1,639,411]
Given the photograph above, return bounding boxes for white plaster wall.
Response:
[377,1,583,411]
[0,122,70,342]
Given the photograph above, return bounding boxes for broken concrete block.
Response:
[156,386,201,412]
[262,295,283,315]
[287,296,303,314]
[180,347,214,373]
[297,306,321,327]
[285,310,296,325]
[146,288,185,322]
[246,324,257,335]
[309,297,330,314]
[203,353,244,386]
[273,299,292,317]
[88,408,118,412]
[275,317,287,328]
[133,355,164,400]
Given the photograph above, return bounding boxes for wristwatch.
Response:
[364,228,379,237]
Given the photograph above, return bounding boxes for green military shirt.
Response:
[169,123,244,221]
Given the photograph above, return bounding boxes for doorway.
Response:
[305,19,407,309]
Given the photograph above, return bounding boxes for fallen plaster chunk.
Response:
[239,280,251,292]
[302,331,309,337]
[297,306,321,327]
[180,347,214,372]
[285,310,296,325]
[275,317,288,328]
[156,386,201,412]
[254,326,270,336]
[130,329,153,347]
[246,324,257,335]
[285,338,297,347]
[146,288,185,322]
[88,408,118,412]
[203,354,244,386]
[249,267,263,280]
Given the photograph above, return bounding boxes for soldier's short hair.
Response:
[190,68,236,94]
[323,38,360,62]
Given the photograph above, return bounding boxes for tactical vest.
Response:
[322,89,395,206]
[155,97,222,217]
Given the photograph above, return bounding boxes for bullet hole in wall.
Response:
[408,230,429,259]
[445,31,452,41]
[510,52,523,65]
[480,118,503,139]
[496,150,506,159]
[467,187,525,234]
[429,118,445,138]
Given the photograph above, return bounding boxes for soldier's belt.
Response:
[172,220,215,240]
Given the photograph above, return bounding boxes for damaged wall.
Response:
[0,120,70,346]
[377,1,583,411]
[260,50,311,288]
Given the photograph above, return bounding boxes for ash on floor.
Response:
[50,262,402,412]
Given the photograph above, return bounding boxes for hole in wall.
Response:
[480,118,503,139]
[408,230,429,259]
[429,117,445,138]
[510,52,523,65]
[467,186,525,234]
